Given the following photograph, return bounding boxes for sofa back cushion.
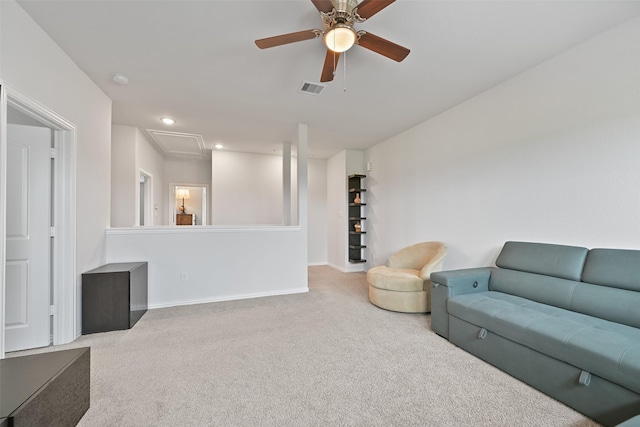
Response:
[492,245,640,328]
[490,269,640,328]
[495,241,588,281]
[489,268,577,310]
[582,248,640,291]
[571,282,640,329]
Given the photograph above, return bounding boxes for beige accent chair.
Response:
[367,241,447,313]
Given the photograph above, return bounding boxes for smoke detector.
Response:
[112,73,129,85]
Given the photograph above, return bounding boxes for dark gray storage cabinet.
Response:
[1,347,90,426]
[82,262,148,334]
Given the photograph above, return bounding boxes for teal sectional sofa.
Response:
[430,241,640,426]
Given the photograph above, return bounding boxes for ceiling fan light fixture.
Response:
[324,25,357,53]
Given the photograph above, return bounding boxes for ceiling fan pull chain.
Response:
[343,50,348,92]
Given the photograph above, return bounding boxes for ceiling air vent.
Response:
[298,81,326,95]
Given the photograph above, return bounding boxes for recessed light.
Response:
[112,73,129,85]
[214,143,224,150]
[161,117,175,125]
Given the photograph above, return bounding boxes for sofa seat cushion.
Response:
[448,291,640,395]
[367,266,423,292]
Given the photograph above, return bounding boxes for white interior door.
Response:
[5,124,52,352]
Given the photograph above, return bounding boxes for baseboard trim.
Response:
[328,263,365,273]
[308,262,328,266]
[148,287,309,310]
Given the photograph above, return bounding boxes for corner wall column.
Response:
[296,124,308,231]
[297,124,308,284]
[282,142,291,226]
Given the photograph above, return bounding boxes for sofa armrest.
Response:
[431,268,491,292]
[430,268,493,338]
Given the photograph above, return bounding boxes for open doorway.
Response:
[169,183,208,226]
[1,87,77,356]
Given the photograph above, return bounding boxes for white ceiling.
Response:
[17,0,640,159]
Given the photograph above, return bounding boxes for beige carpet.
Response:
[10,266,600,426]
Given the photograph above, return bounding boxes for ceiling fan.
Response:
[255,0,410,83]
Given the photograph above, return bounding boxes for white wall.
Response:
[365,16,640,270]
[110,138,329,262]
[112,125,167,227]
[165,156,211,224]
[1,0,112,338]
[210,151,328,263]
[327,151,347,269]
[164,156,211,188]
[106,227,308,308]
[307,158,328,265]
[111,125,136,227]
[135,128,165,226]
[212,151,283,225]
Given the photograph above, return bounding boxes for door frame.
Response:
[0,84,77,357]
[138,169,153,226]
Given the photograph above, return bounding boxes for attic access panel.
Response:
[146,129,206,157]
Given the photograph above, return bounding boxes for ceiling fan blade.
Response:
[320,50,341,82]
[311,0,335,13]
[357,32,410,62]
[255,30,319,49]
[355,0,395,19]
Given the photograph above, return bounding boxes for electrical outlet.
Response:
[181,272,189,281]
[367,161,373,171]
